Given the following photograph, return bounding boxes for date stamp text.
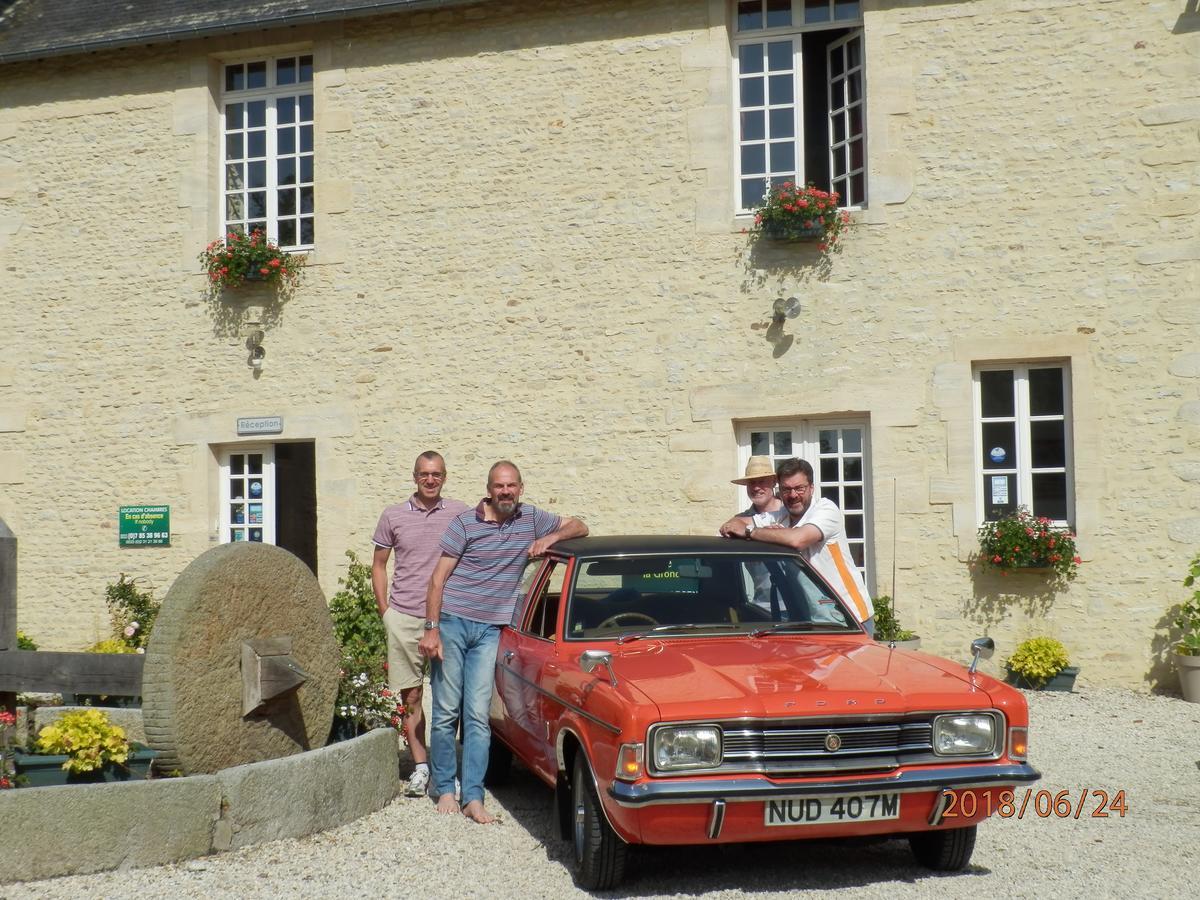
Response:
[942,788,1128,819]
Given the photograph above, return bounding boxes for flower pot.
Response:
[13,746,157,787]
[762,222,825,242]
[1005,665,1079,692]
[1174,651,1200,703]
[329,715,366,744]
[876,637,921,651]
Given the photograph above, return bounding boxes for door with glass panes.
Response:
[737,421,872,587]
[220,446,276,544]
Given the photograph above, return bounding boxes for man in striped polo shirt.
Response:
[371,451,469,799]
[418,460,588,823]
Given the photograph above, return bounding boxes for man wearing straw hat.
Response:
[721,455,786,531]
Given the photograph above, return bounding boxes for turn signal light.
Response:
[614,743,644,781]
[1009,727,1028,760]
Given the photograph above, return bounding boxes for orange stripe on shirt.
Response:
[828,543,869,622]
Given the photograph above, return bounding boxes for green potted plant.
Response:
[872,595,920,650]
[977,507,1080,580]
[1172,551,1200,703]
[13,708,156,786]
[199,228,302,290]
[1005,636,1078,691]
[750,181,850,251]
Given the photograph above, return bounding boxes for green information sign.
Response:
[119,505,170,547]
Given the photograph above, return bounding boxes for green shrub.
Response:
[36,708,130,774]
[87,638,136,654]
[104,575,160,650]
[872,595,916,642]
[1006,637,1069,688]
[15,630,37,650]
[328,550,386,661]
[1174,552,1200,656]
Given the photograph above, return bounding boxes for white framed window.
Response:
[736,419,872,584]
[973,363,1074,525]
[732,0,866,213]
[221,55,314,250]
[219,445,276,544]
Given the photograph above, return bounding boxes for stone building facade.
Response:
[0,0,1197,689]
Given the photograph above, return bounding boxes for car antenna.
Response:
[890,477,898,645]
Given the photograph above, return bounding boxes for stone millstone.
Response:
[142,543,339,775]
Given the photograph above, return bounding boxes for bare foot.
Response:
[435,793,460,814]
[462,799,497,824]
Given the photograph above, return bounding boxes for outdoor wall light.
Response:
[772,296,802,324]
[246,329,266,370]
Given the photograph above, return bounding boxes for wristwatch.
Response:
[745,523,756,539]
[423,620,439,630]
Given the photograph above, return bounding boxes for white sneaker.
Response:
[404,766,430,798]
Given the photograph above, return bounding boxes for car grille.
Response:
[718,719,935,775]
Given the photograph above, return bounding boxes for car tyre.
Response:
[909,824,977,871]
[484,737,512,786]
[571,754,628,889]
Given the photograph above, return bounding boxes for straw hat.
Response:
[732,456,776,485]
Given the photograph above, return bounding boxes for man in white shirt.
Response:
[721,457,875,635]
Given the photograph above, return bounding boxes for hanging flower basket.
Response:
[199,229,303,290]
[977,507,1080,580]
[750,182,850,251]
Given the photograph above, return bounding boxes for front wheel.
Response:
[571,754,628,889]
[908,824,977,870]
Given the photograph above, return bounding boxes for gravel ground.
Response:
[4,688,1198,900]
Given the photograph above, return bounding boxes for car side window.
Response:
[518,561,566,640]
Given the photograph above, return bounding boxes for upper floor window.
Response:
[974,363,1074,525]
[733,1,865,213]
[222,55,314,250]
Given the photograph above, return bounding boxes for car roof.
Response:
[549,535,802,558]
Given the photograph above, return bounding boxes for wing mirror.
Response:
[968,637,995,674]
[580,649,617,687]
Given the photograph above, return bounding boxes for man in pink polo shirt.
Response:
[372,451,469,798]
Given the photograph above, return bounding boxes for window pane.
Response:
[1030,421,1066,468]
[247,130,266,158]
[805,0,832,25]
[849,543,864,567]
[231,529,245,542]
[766,40,792,72]
[247,100,266,128]
[299,55,313,83]
[225,102,243,128]
[750,432,769,456]
[773,431,792,455]
[231,479,244,499]
[225,64,244,92]
[835,0,861,21]
[300,186,314,214]
[300,125,313,153]
[278,127,296,155]
[279,219,297,247]
[740,77,765,108]
[842,430,861,452]
[739,43,764,75]
[850,138,864,170]
[821,458,838,483]
[980,369,1015,418]
[832,112,846,145]
[981,422,1016,470]
[299,94,313,121]
[225,194,245,220]
[768,73,793,105]
[250,528,263,542]
[830,77,844,110]
[737,1,763,31]
[851,172,865,205]
[300,217,315,244]
[231,504,245,524]
[742,178,767,210]
[277,57,296,86]
[741,144,766,174]
[768,107,794,138]
[248,192,266,218]
[278,188,296,215]
[844,457,862,480]
[1031,473,1068,522]
[845,514,863,540]
[766,0,791,28]
[248,160,266,189]
[278,96,296,124]
[833,146,847,177]
[249,455,263,474]
[247,220,266,237]
[741,109,765,141]
[278,157,296,185]
[829,45,844,77]
[1029,368,1064,416]
[983,473,1017,521]
[819,429,836,453]
[769,141,795,173]
[846,34,862,69]
[849,104,863,139]
[247,60,267,89]
[843,485,863,511]
[225,133,243,160]
[848,73,862,104]
[300,156,313,183]
[225,164,244,190]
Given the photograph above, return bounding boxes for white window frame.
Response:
[220,54,315,251]
[972,363,1075,527]
[218,445,277,544]
[731,1,866,214]
[736,418,873,588]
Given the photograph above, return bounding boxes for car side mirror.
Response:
[968,637,995,674]
[580,649,617,687]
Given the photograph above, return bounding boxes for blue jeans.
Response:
[429,612,501,805]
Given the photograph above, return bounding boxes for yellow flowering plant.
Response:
[35,709,131,774]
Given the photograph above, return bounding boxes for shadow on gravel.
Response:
[488,761,992,895]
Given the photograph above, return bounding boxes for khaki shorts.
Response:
[383,607,428,692]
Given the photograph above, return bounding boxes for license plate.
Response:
[765,793,901,826]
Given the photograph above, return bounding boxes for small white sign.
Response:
[991,475,1009,504]
[237,416,283,435]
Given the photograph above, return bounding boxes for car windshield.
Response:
[563,553,858,640]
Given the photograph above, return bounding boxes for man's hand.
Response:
[719,516,753,538]
[529,536,554,558]
[418,630,443,661]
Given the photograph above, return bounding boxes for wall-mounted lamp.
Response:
[246,329,266,370]
[772,296,802,325]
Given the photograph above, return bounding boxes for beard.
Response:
[494,498,518,515]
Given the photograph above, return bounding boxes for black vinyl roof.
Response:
[0,0,488,65]
[551,535,802,558]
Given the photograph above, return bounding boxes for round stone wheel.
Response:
[142,543,339,775]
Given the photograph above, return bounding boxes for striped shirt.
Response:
[792,497,874,624]
[439,501,562,625]
[372,495,469,616]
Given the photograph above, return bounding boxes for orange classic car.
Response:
[486,536,1040,889]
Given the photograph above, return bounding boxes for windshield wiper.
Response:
[616,623,743,644]
[749,621,821,638]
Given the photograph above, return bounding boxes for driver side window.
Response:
[518,561,566,640]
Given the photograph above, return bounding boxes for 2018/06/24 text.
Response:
[943,788,1128,819]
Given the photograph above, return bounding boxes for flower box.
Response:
[1005,666,1079,692]
[762,221,825,242]
[13,746,157,787]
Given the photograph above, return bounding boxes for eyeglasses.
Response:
[415,472,446,481]
[779,483,813,496]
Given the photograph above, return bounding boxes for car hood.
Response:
[610,637,995,719]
